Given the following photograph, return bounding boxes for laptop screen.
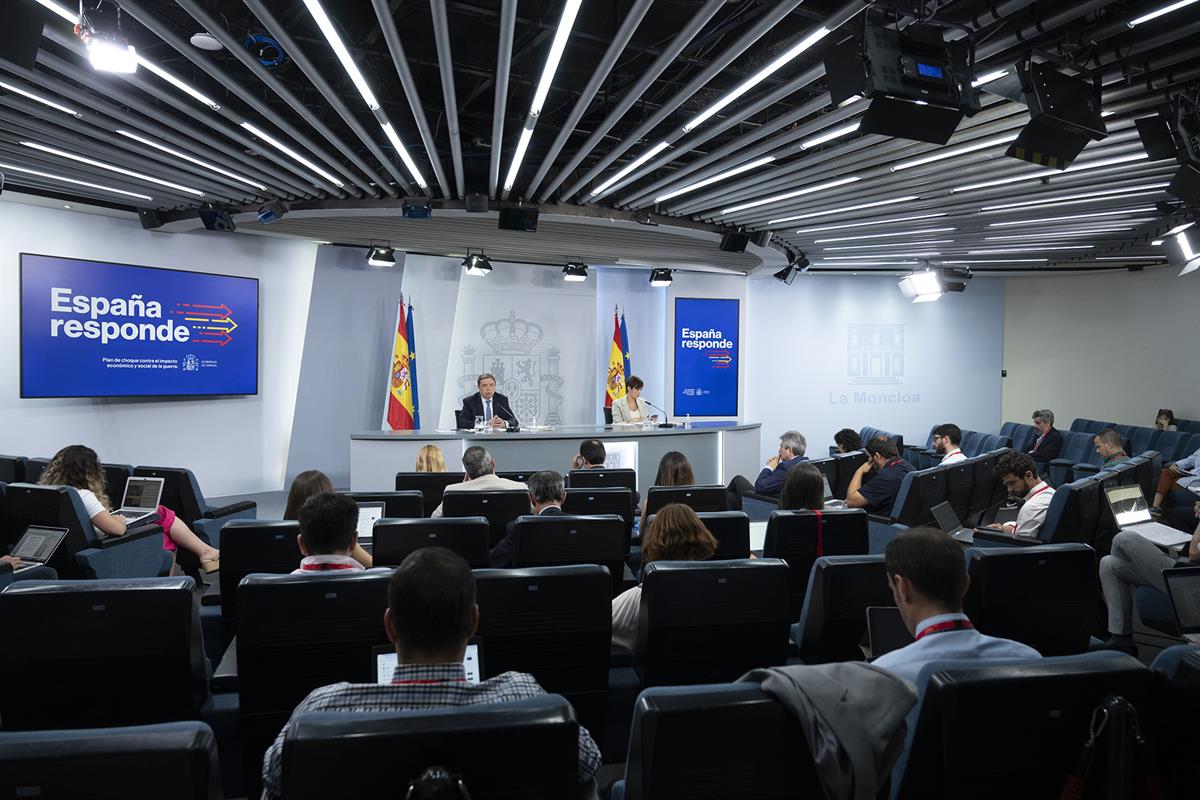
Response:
[11,526,68,563]
[1104,485,1150,527]
[374,641,482,684]
[1164,567,1200,634]
[867,606,914,658]
[122,477,162,511]
[930,501,963,534]
[822,475,834,501]
[356,502,385,544]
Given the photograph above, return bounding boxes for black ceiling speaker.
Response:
[719,231,751,252]
[0,2,46,70]
[465,193,489,213]
[138,209,164,230]
[498,207,538,232]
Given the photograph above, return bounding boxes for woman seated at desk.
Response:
[611,376,659,425]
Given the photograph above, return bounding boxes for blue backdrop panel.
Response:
[20,253,259,398]
[673,297,739,417]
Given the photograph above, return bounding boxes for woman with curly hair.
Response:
[611,502,717,651]
[39,445,220,573]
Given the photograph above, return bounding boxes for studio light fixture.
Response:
[77,2,138,73]
[898,269,944,302]
[117,130,267,191]
[773,195,919,226]
[654,156,775,204]
[240,122,345,188]
[720,176,860,216]
[971,69,1009,88]
[0,80,81,118]
[1152,239,1165,246]
[21,140,204,197]
[1166,221,1196,236]
[0,159,152,201]
[256,200,288,224]
[1176,229,1200,276]
[1127,0,1199,28]
[462,251,493,277]
[773,264,798,284]
[649,268,673,287]
[366,243,396,268]
[562,261,588,282]
[590,141,671,199]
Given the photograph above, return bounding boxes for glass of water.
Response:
[474,415,485,432]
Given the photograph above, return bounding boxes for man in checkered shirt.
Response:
[261,547,601,798]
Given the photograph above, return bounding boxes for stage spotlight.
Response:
[462,251,493,277]
[256,200,288,224]
[78,2,138,73]
[562,262,588,282]
[1002,57,1107,170]
[898,269,944,303]
[649,268,673,287]
[402,199,433,219]
[366,243,396,268]
[773,264,797,285]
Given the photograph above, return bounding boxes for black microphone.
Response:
[493,397,520,431]
[643,400,675,428]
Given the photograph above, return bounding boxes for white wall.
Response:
[400,254,464,431]
[745,273,1005,461]
[1002,267,1199,427]
[594,267,669,423]
[0,200,317,496]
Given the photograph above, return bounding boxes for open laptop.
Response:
[8,526,68,572]
[1164,567,1200,635]
[373,638,483,685]
[355,501,386,546]
[112,476,165,525]
[930,501,995,545]
[1104,485,1191,549]
[822,475,846,509]
[867,606,914,659]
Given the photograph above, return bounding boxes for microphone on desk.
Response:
[643,400,676,428]
[493,398,521,431]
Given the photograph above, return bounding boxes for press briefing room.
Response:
[3,0,1200,797]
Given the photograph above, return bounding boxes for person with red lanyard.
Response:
[291,492,366,575]
[261,547,601,799]
[845,436,915,513]
[987,452,1056,539]
[871,528,1041,684]
[932,423,967,465]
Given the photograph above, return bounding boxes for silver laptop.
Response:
[373,638,482,684]
[113,476,165,525]
[1104,485,1191,548]
[9,526,68,572]
[822,475,846,509]
[1164,567,1200,635]
[355,501,386,545]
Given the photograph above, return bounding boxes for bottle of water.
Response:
[531,415,537,431]
[684,413,692,429]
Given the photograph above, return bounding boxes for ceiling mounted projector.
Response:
[824,8,980,145]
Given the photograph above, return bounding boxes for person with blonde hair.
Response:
[283,469,373,568]
[415,444,446,473]
[40,445,219,572]
[611,503,717,651]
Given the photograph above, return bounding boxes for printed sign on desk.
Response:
[20,253,259,398]
[673,297,739,416]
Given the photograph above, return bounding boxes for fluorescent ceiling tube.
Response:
[0,80,81,117]
[967,246,1096,254]
[774,195,919,226]
[503,126,535,193]
[892,133,1019,171]
[682,26,831,133]
[1128,0,1199,28]
[721,175,860,215]
[1166,221,1195,236]
[939,259,1048,264]
[824,252,942,259]
[813,260,920,267]
[381,122,427,188]
[136,57,221,110]
[823,241,952,251]
[800,122,861,150]
[32,0,77,23]
[794,213,947,234]
[971,69,1009,87]
[1151,239,1164,246]
[984,228,1135,241]
[1094,256,1165,260]
[815,227,956,243]
[240,122,345,187]
[590,141,670,198]
[654,156,774,203]
[988,207,1157,227]
[980,184,1169,212]
[302,0,380,109]
[21,140,204,196]
[951,153,1151,192]
[0,159,153,201]
[530,0,584,117]
[117,129,266,191]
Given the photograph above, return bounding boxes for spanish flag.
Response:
[604,307,626,409]
[384,299,415,430]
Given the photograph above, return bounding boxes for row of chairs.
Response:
[906,427,1012,469]
[1071,416,1200,436]
[395,468,639,518]
[1001,421,1199,486]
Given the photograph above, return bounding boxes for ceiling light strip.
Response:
[21,141,205,196]
[0,159,153,201]
[116,129,266,191]
[774,195,919,226]
[240,122,345,188]
[794,213,948,235]
[590,141,671,198]
[891,133,1019,171]
[721,175,860,215]
[988,207,1158,227]
[814,227,956,243]
[654,156,774,203]
[0,79,81,117]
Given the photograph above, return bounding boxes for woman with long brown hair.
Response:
[40,445,220,572]
[283,469,373,568]
[778,463,825,511]
[637,450,695,533]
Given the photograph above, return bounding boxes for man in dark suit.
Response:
[458,373,518,430]
[725,430,808,510]
[489,470,565,567]
[1024,409,1063,465]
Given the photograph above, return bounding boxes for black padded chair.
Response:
[895,652,1153,799]
[0,721,223,800]
[963,543,1097,656]
[563,487,635,548]
[0,454,27,484]
[236,570,391,794]
[132,465,256,533]
[1036,477,1101,548]
[885,466,947,526]
[568,468,637,493]
[644,485,727,517]
[101,462,135,504]
[942,461,974,520]
[218,520,305,632]
[635,559,791,686]
[280,697,582,800]
[442,490,531,547]
[793,555,893,664]
[394,471,465,517]
[343,491,423,519]
[832,451,867,499]
[22,456,50,484]
[495,470,535,483]
[0,577,206,730]
[967,453,1000,524]
[762,509,869,622]
[615,684,821,800]
[1150,645,1200,800]
[475,565,611,743]
[511,514,627,595]
[372,517,490,568]
[643,510,750,561]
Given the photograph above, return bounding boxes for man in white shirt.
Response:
[932,423,966,465]
[292,492,366,574]
[986,452,1056,539]
[431,446,529,518]
[871,528,1041,684]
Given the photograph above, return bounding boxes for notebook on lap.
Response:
[8,526,68,572]
[1104,485,1191,549]
[113,477,164,525]
[355,501,385,546]
[373,639,483,684]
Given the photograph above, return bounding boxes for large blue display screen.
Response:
[20,253,259,398]
[673,297,739,417]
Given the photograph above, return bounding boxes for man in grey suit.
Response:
[431,446,528,518]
